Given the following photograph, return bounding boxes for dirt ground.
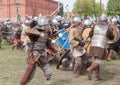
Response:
[0,44,120,85]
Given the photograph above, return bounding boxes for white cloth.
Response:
[72,48,86,57]
[88,57,102,64]
[51,40,56,44]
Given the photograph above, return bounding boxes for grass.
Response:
[0,42,120,85]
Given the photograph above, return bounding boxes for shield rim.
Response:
[107,23,119,44]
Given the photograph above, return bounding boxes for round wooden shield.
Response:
[82,28,92,38]
[107,23,119,44]
[82,28,92,53]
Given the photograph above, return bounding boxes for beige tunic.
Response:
[67,27,83,52]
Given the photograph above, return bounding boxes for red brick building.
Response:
[0,0,58,21]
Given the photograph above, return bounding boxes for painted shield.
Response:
[58,30,70,49]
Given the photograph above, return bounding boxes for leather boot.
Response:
[86,62,99,80]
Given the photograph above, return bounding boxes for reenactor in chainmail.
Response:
[86,13,114,81]
[20,16,58,85]
[1,20,13,44]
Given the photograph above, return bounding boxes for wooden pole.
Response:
[93,0,96,20]
[100,0,102,15]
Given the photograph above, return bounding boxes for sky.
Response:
[55,0,108,12]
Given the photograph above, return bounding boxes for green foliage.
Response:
[73,0,93,16]
[95,2,101,16]
[107,0,120,15]
[73,0,104,16]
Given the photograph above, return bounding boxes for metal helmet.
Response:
[25,19,30,26]
[28,15,32,20]
[33,16,38,21]
[84,19,92,26]
[55,15,62,22]
[112,18,118,25]
[72,17,81,26]
[38,16,49,26]
[52,18,59,25]
[25,19,29,24]
[62,58,68,63]
[73,17,81,23]
[112,18,117,22]
[99,13,108,21]
[62,58,69,67]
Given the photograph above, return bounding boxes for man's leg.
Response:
[43,63,52,84]
[107,49,114,61]
[95,65,102,81]
[79,54,89,75]
[86,61,100,80]
[73,57,82,78]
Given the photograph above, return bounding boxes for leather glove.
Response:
[78,41,85,46]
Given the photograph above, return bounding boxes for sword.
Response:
[65,5,70,22]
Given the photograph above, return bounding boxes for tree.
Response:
[107,0,120,16]
[95,2,103,16]
[72,0,104,17]
[73,0,94,16]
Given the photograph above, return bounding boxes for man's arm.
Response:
[46,39,58,53]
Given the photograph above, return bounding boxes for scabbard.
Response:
[20,62,36,85]
[20,54,40,85]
